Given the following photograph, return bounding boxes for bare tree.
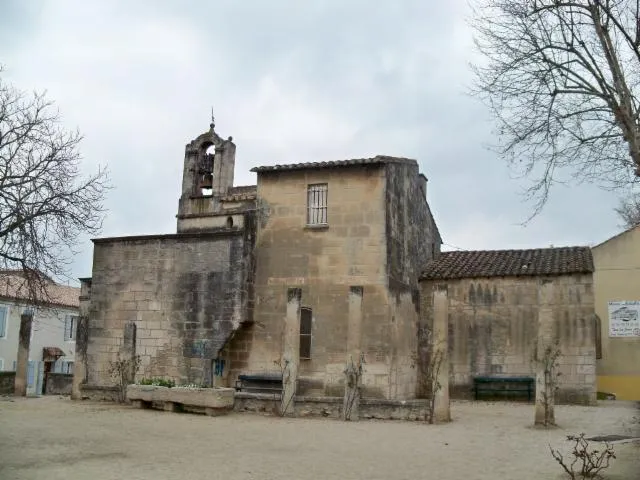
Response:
[108,353,142,403]
[533,342,562,427]
[342,353,364,421]
[550,434,616,479]
[419,325,446,424]
[0,69,109,302]
[470,1,640,218]
[614,192,640,227]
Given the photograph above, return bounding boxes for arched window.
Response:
[300,307,312,360]
[226,216,234,228]
[198,144,215,196]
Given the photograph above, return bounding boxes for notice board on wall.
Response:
[608,301,640,337]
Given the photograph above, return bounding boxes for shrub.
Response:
[173,383,208,389]
[138,378,175,388]
[550,434,616,479]
[108,354,142,403]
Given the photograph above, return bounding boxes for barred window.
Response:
[307,184,328,225]
[299,307,312,360]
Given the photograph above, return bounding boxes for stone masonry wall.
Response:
[419,274,596,405]
[86,229,253,387]
[385,162,440,288]
[384,162,441,398]
[223,165,404,398]
[233,392,428,421]
[45,373,73,395]
[0,371,15,395]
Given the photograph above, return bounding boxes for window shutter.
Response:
[27,361,35,387]
[307,184,328,225]
[64,316,70,340]
[0,307,7,337]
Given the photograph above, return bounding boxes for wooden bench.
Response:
[235,373,283,394]
[473,376,535,402]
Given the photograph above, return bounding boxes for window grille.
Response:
[307,184,328,225]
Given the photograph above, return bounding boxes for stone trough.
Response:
[126,385,235,416]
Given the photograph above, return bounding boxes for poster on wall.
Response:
[608,301,640,337]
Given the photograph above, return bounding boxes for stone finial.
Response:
[210,107,215,130]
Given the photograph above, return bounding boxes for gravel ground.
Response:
[0,396,638,480]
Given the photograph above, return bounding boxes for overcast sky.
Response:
[0,0,626,283]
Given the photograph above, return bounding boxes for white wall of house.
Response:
[0,301,20,372]
[0,299,78,395]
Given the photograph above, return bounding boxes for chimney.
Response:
[418,173,428,199]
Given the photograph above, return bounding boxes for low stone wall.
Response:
[0,371,15,395]
[45,374,73,395]
[79,385,120,402]
[555,387,597,406]
[234,393,428,421]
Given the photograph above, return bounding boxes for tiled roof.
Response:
[0,270,80,308]
[420,247,594,281]
[43,347,65,359]
[250,155,417,173]
[222,185,257,202]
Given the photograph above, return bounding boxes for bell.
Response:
[198,173,213,189]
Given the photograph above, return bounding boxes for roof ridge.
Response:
[0,271,80,308]
[421,246,593,281]
[251,155,418,173]
[439,245,590,254]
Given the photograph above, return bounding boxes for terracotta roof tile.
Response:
[251,155,417,173]
[421,247,593,281]
[0,271,79,308]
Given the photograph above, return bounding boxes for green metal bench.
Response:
[473,376,535,402]
[235,373,283,393]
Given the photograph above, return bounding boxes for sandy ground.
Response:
[0,397,639,480]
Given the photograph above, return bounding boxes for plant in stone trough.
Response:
[138,377,175,388]
[174,383,209,389]
[550,434,616,479]
[108,353,142,403]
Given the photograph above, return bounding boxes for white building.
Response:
[0,270,79,395]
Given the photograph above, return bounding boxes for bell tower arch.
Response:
[176,117,237,232]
